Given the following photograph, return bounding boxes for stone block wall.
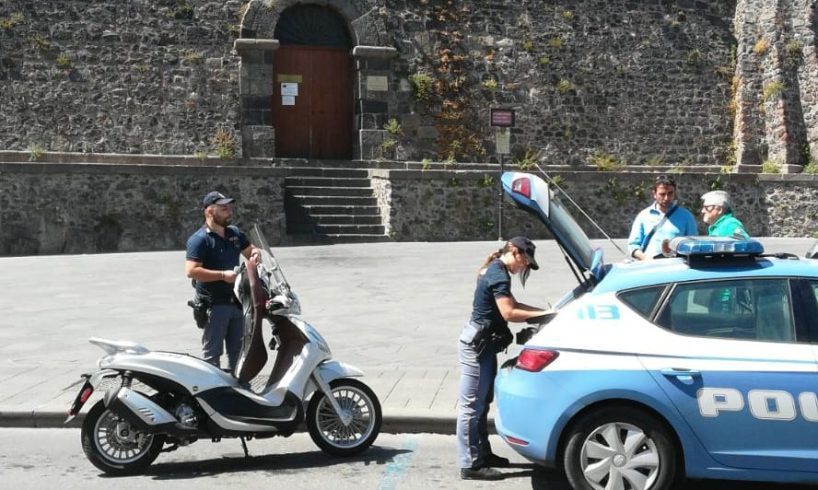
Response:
[0,0,739,166]
[0,162,286,255]
[0,0,243,156]
[383,169,818,242]
[3,160,818,256]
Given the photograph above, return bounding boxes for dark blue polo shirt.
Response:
[186,225,250,303]
[469,259,511,332]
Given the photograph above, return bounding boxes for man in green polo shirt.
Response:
[700,190,750,239]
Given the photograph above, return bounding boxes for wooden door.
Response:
[273,45,353,159]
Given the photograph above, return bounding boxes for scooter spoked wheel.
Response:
[307,378,382,456]
[81,399,165,475]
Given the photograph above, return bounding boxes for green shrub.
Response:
[481,78,498,91]
[589,152,624,171]
[762,81,783,103]
[27,143,45,161]
[409,72,435,101]
[514,148,539,170]
[211,128,236,160]
[56,54,72,68]
[556,79,573,94]
[384,118,403,135]
[761,160,780,174]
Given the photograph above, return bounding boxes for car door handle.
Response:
[660,368,701,379]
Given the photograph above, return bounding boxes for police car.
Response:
[495,172,818,490]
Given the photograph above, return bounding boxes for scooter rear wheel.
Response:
[81,399,165,475]
[307,378,382,456]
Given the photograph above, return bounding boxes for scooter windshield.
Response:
[248,224,291,297]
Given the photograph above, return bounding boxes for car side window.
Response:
[618,286,665,318]
[655,279,795,342]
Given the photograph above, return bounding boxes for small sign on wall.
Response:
[282,95,295,106]
[366,76,388,92]
[490,108,515,127]
[281,83,298,96]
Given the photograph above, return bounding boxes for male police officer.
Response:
[185,191,259,371]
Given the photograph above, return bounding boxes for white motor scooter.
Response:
[66,225,382,475]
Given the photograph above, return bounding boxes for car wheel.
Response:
[564,406,679,490]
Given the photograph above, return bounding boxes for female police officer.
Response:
[457,236,548,480]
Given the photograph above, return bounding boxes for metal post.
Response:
[498,153,504,241]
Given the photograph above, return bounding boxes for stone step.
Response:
[287,233,392,245]
[284,176,371,187]
[287,223,386,235]
[286,195,377,206]
[289,214,382,225]
[286,186,374,197]
[286,204,381,216]
[284,167,369,178]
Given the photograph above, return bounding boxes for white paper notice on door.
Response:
[282,95,295,106]
[281,83,299,96]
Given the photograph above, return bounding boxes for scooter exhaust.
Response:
[105,387,194,436]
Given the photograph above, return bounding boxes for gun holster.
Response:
[187,297,211,329]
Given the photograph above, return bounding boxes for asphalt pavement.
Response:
[0,237,813,433]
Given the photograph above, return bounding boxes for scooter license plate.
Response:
[66,380,94,421]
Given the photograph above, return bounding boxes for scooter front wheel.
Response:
[80,399,165,475]
[307,378,382,456]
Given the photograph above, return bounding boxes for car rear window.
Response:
[619,286,665,318]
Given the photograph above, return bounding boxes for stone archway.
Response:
[234,0,397,160]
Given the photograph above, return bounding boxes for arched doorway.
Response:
[273,5,353,159]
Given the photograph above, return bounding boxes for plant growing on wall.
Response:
[556,79,573,94]
[56,54,72,69]
[379,138,397,159]
[182,51,204,64]
[514,148,539,170]
[27,143,45,161]
[0,12,24,29]
[481,78,499,92]
[761,81,783,103]
[761,160,781,174]
[211,128,236,160]
[409,0,486,163]
[384,118,403,135]
[31,34,51,51]
[753,38,769,56]
[590,152,624,171]
[785,39,803,67]
[409,73,434,101]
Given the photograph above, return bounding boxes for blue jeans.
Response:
[456,331,498,469]
[202,304,243,371]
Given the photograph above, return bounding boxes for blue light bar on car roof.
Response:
[669,236,764,256]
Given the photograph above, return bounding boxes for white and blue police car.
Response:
[496,171,818,490]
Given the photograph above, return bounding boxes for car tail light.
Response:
[515,349,559,372]
[511,177,531,198]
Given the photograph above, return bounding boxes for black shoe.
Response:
[460,467,504,481]
[484,453,511,467]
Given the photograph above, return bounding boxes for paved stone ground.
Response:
[0,237,812,431]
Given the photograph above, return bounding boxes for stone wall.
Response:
[384,169,818,242]
[382,0,737,167]
[733,0,818,171]
[0,162,286,255]
[0,0,243,156]
[3,161,818,256]
[1,0,741,166]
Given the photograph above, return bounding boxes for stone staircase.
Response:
[284,167,390,243]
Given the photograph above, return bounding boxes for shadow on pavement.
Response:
[96,445,411,480]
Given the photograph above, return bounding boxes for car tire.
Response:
[563,406,679,490]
